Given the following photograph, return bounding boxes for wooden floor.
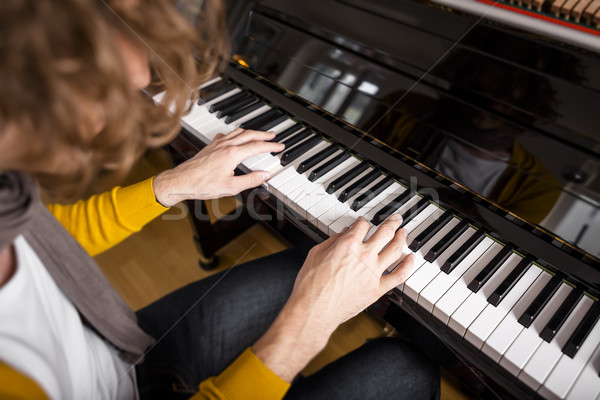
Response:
[92,148,471,399]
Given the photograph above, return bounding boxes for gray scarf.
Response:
[0,171,154,364]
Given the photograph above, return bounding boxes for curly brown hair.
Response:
[0,0,227,194]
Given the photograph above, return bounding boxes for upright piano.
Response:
[164,0,600,398]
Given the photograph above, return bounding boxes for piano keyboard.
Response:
[158,76,600,399]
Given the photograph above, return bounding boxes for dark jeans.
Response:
[135,249,440,399]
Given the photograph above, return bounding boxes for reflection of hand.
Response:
[153,128,284,207]
[253,215,415,382]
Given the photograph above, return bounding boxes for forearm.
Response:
[252,295,334,382]
[48,177,168,256]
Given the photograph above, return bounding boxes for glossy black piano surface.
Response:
[172,0,600,398]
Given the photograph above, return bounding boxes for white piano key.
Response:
[305,158,362,223]
[465,262,541,349]
[255,140,330,175]
[181,103,208,125]
[316,169,379,233]
[284,151,351,210]
[519,295,593,390]
[539,305,600,399]
[201,122,232,141]
[293,156,357,218]
[205,86,241,106]
[500,283,573,376]
[267,118,296,134]
[226,104,271,129]
[186,88,242,125]
[432,241,502,324]
[267,166,301,197]
[328,182,405,235]
[416,228,482,312]
[448,252,522,336]
[384,204,442,279]
[565,342,600,400]
[364,195,424,241]
[242,133,316,170]
[482,271,553,362]
[199,76,222,89]
[403,217,461,301]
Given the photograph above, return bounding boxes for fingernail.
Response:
[261,172,271,181]
[399,228,408,238]
[390,214,402,223]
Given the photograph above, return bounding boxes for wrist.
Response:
[152,171,182,207]
[253,297,334,382]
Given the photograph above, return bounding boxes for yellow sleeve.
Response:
[192,348,290,400]
[47,177,169,256]
[0,349,289,399]
[0,362,49,400]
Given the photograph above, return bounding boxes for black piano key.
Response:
[338,169,381,203]
[297,144,339,174]
[309,152,352,182]
[326,162,370,194]
[540,287,584,342]
[351,176,394,212]
[257,115,289,132]
[399,196,431,228]
[408,209,453,252]
[270,123,304,144]
[280,136,323,166]
[487,256,533,307]
[467,244,515,293]
[424,219,469,263]
[224,101,265,124]
[441,229,486,274]
[198,78,230,103]
[371,190,414,226]
[276,130,312,156]
[240,108,282,130]
[216,96,257,118]
[563,301,600,358]
[209,91,249,113]
[200,83,237,104]
[518,275,563,328]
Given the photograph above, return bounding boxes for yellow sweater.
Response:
[1,177,289,400]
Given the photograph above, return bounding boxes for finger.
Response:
[377,228,408,272]
[365,214,402,251]
[213,133,226,142]
[313,230,345,253]
[234,140,285,160]
[226,129,276,146]
[228,170,272,193]
[223,128,244,139]
[380,253,416,293]
[343,217,370,243]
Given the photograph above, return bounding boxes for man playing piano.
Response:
[0,0,439,399]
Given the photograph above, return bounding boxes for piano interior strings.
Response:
[166,0,600,398]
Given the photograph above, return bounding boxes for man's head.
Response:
[0,0,226,194]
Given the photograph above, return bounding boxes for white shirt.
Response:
[0,236,137,399]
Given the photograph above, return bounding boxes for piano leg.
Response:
[164,141,259,270]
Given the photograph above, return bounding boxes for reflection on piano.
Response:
[164,0,600,398]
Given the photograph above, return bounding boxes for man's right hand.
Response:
[253,215,415,382]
